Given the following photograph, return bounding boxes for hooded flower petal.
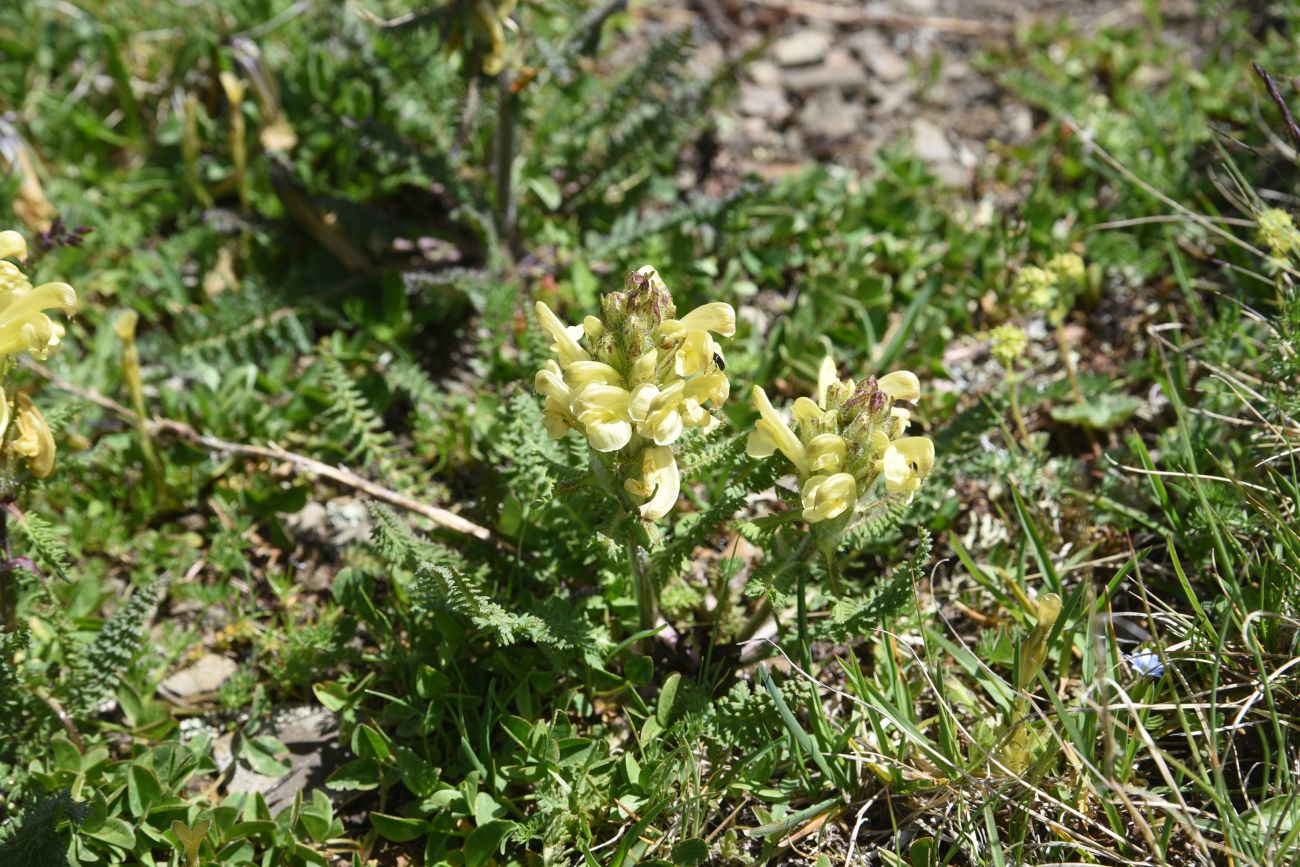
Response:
[12,394,55,478]
[877,371,920,402]
[572,384,633,452]
[801,472,857,523]
[661,301,736,338]
[747,386,808,474]
[565,360,623,389]
[0,281,78,359]
[674,329,718,377]
[0,231,27,261]
[624,445,680,520]
[806,433,847,474]
[534,300,590,368]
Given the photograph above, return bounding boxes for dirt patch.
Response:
[649,0,1152,185]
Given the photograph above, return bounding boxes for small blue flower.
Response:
[1126,650,1165,678]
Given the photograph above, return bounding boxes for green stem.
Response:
[494,71,517,249]
[626,537,657,641]
[795,563,810,672]
[1056,322,1084,405]
[1008,373,1033,447]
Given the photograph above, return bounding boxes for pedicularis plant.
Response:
[0,229,78,640]
[533,266,936,654]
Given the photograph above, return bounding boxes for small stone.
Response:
[800,89,867,140]
[739,83,792,122]
[773,29,830,67]
[910,118,953,164]
[866,47,908,82]
[748,60,781,87]
[160,653,238,699]
[779,49,867,90]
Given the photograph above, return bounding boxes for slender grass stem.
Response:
[627,536,657,641]
[1008,372,1033,447]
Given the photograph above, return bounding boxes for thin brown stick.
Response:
[1252,62,1300,155]
[25,362,498,544]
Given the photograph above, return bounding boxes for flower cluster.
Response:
[1010,253,1086,325]
[1258,208,1300,261]
[0,230,77,478]
[533,267,733,520]
[746,356,935,524]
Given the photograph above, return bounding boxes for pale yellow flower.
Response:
[571,384,633,452]
[629,380,686,446]
[0,231,26,261]
[806,433,847,475]
[659,301,737,339]
[746,385,808,475]
[1047,252,1085,285]
[624,445,680,520]
[12,394,55,478]
[800,472,857,523]
[816,355,840,409]
[882,436,935,501]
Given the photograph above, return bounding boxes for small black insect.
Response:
[713,352,726,371]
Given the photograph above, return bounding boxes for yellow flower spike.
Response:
[13,394,55,478]
[882,436,936,501]
[877,370,920,402]
[746,386,809,475]
[0,231,27,261]
[533,300,590,368]
[806,433,847,475]
[624,445,680,520]
[800,472,857,523]
[1047,252,1085,285]
[816,356,838,409]
[571,384,633,452]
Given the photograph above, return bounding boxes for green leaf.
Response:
[86,817,136,850]
[465,819,515,867]
[670,838,709,865]
[371,813,428,843]
[127,765,163,818]
[1049,394,1142,430]
[656,672,681,729]
[240,735,290,777]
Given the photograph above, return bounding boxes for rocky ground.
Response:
[644,0,1199,186]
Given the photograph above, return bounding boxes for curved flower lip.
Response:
[746,385,808,475]
[792,396,824,425]
[534,300,590,368]
[877,370,920,402]
[533,363,571,400]
[625,445,680,520]
[883,435,935,498]
[801,472,856,522]
[0,231,27,261]
[683,372,728,407]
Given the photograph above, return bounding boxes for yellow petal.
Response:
[746,426,778,458]
[565,360,622,389]
[534,300,590,368]
[13,394,55,478]
[634,445,680,520]
[664,301,736,338]
[0,231,27,261]
[817,356,838,409]
[801,472,856,522]
[878,371,920,402]
[792,396,824,425]
[806,433,847,474]
[572,384,632,452]
[750,386,807,475]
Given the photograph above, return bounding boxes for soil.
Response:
[639,0,1193,187]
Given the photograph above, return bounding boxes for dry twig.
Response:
[25,362,497,544]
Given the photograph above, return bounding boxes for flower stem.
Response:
[1008,374,1033,447]
[795,563,811,672]
[626,537,658,643]
[1055,323,1084,405]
